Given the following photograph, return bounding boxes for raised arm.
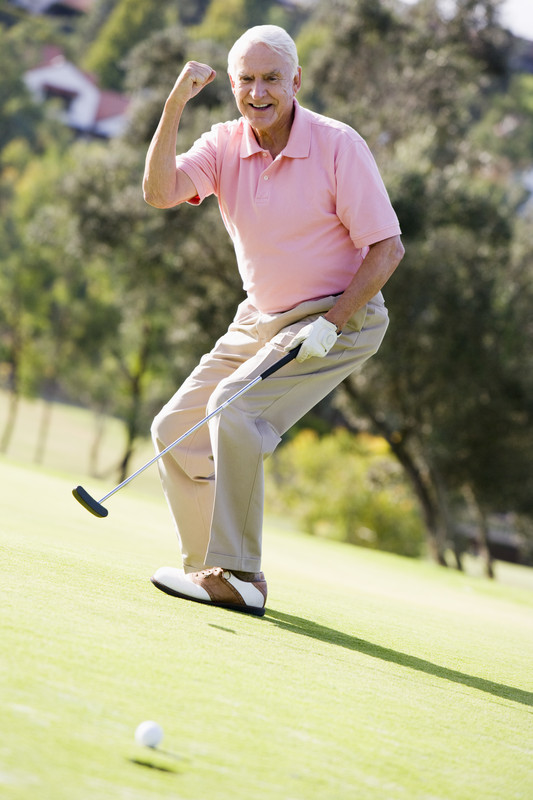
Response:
[143,61,216,209]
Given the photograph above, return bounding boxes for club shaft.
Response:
[98,374,263,504]
[96,344,301,505]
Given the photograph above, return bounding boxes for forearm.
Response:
[143,95,186,208]
[324,235,404,331]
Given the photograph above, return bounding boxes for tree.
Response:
[338,192,519,567]
[190,0,296,48]
[83,0,177,90]
[0,16,76,453]
[266,428,425,557]
[59,126,243,479]
[0,20,245,478]
[122,27,234,148]
[294,0,532,569]
[0,18,68,154]
[0,142,121,460]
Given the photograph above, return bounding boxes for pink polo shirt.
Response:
[176,101,401,314]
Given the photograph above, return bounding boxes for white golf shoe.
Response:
[150,566,267,617]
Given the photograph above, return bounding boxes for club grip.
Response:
[259,344,302,380]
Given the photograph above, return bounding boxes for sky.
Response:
[498,0,533,39]
[402,0,533,41]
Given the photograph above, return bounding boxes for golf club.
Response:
[72,344,302,518]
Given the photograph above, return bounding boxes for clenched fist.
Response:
[170,61,217,104]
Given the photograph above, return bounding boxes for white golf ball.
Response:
[134,720,163,748]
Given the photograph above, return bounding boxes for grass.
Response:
[0,390,162,500]
[2,453,533,800]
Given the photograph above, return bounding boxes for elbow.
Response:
[143,193,162,209]
[143,193,173,210]
[143,182,167,209]
[386,237,405,278]
[142,171,175,209]
[393,236,405,265]
[143,190,157,208]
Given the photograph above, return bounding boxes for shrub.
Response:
[265,429,425,557]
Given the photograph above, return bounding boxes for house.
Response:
[9,0,94,16]
[23,46,130,138]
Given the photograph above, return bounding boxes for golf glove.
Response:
[286,316,338,363]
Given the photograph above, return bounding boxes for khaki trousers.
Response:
[151,293,389,573]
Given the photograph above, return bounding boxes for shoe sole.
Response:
[150,578,266,617]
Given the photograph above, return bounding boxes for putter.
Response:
[72,344,302,518]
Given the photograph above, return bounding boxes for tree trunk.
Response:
[118,390,141,483]
[89,411,106,477]
[0,360,20,454]
[430,463,463,570]
[341,379,448,565]
[34,397,55,464]
[463,484,495,579]
[117,324,152,482]
[0,389,19,454]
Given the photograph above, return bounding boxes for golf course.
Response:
[2,400,533,799]
[3,0,533,795]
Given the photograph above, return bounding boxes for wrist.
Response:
[322,316,341,334]
[164,89,188,115]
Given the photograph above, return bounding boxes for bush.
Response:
[265,429,425,557]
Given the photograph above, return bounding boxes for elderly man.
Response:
[144,25,404,616]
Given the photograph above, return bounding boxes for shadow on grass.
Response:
[129,758,178,774]
[264,609,533,708]
[129,747,185,775]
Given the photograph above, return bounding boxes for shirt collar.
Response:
[240,100,311,159]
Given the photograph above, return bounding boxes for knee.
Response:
[151,406,184,452]
[151,404,213,480]
[150,407,167,446]
[206,380,234,416]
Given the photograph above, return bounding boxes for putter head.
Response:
[72,486,108,518]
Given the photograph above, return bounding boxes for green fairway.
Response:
[2,457,533,800]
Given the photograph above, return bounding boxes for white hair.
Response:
[227,25,299,78]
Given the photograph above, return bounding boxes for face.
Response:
[229,43,301,143]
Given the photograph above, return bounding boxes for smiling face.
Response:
[229,42,301,152]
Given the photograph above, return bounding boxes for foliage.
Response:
[337,165,533,563]
[470,72,533,164]
[190,0,297,48]
[266,429,425,557]
[83,0,177,90]
[122,27,234,147]
[298,0,512,165]
[293,0,533,566]
[0,17,68,154]
[54,122,243,476]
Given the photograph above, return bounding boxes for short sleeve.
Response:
[335,138,401,248]
[176,125,222,204]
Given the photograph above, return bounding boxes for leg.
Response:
[205,296,389,571]
[151,322,261,571]
[151,295,388,616]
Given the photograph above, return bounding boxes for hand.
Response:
[285,317,338,363]
[170,61,216,104]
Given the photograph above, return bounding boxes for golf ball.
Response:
[134,720,163,748]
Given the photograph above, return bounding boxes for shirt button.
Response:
[264,175,269,181]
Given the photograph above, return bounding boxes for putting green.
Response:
[1,457,532,800]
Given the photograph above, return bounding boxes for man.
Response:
[144,25,404,616]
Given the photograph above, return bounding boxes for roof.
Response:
[96,89,130,122]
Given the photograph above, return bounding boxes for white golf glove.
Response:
[285,316,338,363]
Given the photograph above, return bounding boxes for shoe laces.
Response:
[198,567,228,579]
